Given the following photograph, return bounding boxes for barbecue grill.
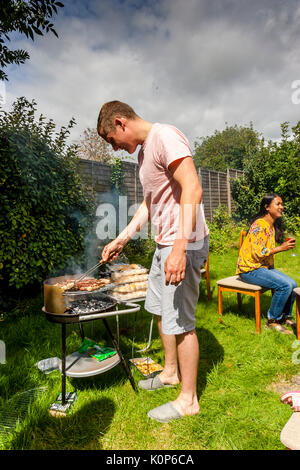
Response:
[42,275,141,406]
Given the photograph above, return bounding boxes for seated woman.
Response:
[236,193,297,334]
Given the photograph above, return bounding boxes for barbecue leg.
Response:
[102,318,137,392]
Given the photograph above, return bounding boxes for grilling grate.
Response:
[0,387,48,441]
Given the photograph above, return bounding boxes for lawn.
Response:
[0,245,299,450]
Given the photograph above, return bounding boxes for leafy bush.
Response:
[231,121,300,235]
[110,157,124,194]
[193,123,261,171]
[207,205,246,254]
[0,0,64,81]
[122,235,156,269]
[0,97,95,288]
[282,215,300,236]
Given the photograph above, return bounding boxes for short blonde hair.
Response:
[97,101,139,135]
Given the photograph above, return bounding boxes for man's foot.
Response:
[157,371,181,386]
[138,370,181,391]
[171,395,200,417]
[147,397,200,423]
[138,374,176,391]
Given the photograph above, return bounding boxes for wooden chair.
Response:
[293,287,300,340]
[216,230,270,334]
[201,255,212,301]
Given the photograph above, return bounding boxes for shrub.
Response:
[207,205,246,254]
[193,123,261,172]
[282,215,300,236]
[0,97,95,289]
[231,121,300,233]
[122,235,156,269]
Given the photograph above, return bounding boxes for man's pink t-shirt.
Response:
[138,123,209,245]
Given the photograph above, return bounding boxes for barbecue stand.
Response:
[118,297,154,353]
[42,300,141,406]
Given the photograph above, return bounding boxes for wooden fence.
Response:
[198,167,244,221]
[77,159,244,223]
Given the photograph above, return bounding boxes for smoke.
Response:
[95,189,130,267]
[49,188,135,279]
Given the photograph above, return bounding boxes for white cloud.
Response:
[4,0,300,157]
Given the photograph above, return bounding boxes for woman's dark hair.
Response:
[250,193,283,243]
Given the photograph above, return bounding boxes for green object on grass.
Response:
[78,338,116,362]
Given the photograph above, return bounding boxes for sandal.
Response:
[147,401,182,423]
[265,320,293,335]
[281,316,297,328]
[280,391,300,411]
[138,374,176,391]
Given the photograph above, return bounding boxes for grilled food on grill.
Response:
[110,264,148,281]
[110,263,140,271]
[109,262,149,299]
[111,273,149,284]
[54,278,111,292]
[112,281,148,293]
[109,289,147,300]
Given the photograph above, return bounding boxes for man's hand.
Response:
[101,238,126,262]
[164,247,187,285]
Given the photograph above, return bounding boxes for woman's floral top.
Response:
[236,218,275,274]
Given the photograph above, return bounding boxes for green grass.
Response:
[0,245,299,450]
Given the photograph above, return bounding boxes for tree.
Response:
[193,123,261,171]
[0,97,95,289]
[0,0,64,81]
[76,127,114,163]
[231,121,300,232]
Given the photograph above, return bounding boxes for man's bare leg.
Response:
[156,316,181,385]
[171,329,200,416]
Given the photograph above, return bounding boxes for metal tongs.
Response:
[72,250,118,286]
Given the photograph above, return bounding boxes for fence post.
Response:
[198,167,202,186]
[226,168,232,216]
[208,170,213,221]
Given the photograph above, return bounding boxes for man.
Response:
[97,101,209,423]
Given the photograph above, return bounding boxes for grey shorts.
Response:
[145,236,209,335]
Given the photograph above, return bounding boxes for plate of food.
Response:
[109,264,148,281]
[129,357,163,378]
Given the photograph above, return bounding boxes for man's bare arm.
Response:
[102,200,149,261]
[164,157,203,284]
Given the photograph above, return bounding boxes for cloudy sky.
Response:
[3,0,300,157]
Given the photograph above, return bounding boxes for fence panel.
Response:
[77,159,244,222]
